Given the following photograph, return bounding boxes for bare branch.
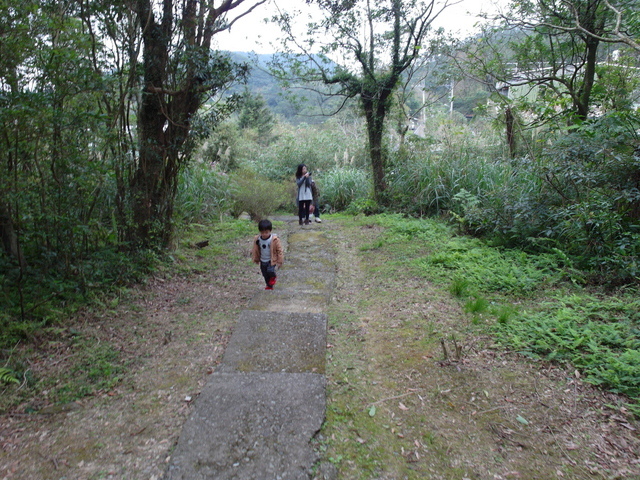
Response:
[218,0,268,35]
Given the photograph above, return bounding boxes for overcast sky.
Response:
[213,0,505,54]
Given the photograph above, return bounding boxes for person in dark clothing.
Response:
[295,164,313,225]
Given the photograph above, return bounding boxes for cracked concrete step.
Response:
[163,372,325,480]
[249,291,331,314]
[217,311,327,374]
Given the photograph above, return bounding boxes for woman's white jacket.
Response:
[296,176,313,201]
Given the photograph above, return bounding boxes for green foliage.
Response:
[1,218,256,412]
[229,169,290,221]
[464,296,489,314]
[321,167,373,212]
[0,247,160,350]
[465,0,628,123]
[421,238,563,295]
[463,113,640,283]
[238,90,276,142]
[495,293,640,399]
[494,304,518,324]
[55,341,123,403]
[386,110,640,284]
[0,368,19,385]
[356,213,640,407]
[175,161,235,223]
[363,214,563,295]
[345,198,381,216]
[593,59,640,112]
[449,277,471,297]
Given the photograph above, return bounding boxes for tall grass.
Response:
[320,167,373,211]
[387,135,518,217]
[386,112,640,283]
[175,162,235,223]
[242,121,369,182]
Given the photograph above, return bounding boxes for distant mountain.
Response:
[228,52,276,90]
[224,52,338,124]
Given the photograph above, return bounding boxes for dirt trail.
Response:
[1,216,639,480]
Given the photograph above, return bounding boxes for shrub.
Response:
[402,111,640,284]
[478,113,640,283]
[229,169,289,221]
[345,198,381,216]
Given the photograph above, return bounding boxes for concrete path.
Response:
[164,217,335,480]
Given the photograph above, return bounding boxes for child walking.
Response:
[251,219,284,290]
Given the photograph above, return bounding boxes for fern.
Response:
[0,367,19,385]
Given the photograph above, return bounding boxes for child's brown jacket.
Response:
[251,234,284,267]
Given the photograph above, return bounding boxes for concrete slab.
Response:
[164,217,334,480]
[281,266,334,285]
[249,290,330,314]
[217,311,327,374]
[163,372,325,480]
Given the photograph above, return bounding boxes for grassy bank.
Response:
[334,213,639,408]
[319,213,639,479]
[0,220,256,413]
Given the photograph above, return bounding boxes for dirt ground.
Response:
[320,219,640,480]
[1,217,639,480]
[0,233,257,479]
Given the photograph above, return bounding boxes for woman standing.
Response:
[295,164,313,225]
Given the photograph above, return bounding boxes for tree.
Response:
[0,0,37,267]
[462,0,640,125]
[271,0,453,203]
[545,0,640,53]
[238,89,276,141]
[127,0,266,248]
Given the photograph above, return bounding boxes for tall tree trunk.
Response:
[128,0,168,248]
[128,0,194,249]
[0,203,25,268]
[363,96,389,203]
[575,36,600,121]
[505,107,516,158]
[127,0,258,249]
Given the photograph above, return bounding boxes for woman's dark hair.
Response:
[295,164,307,179]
